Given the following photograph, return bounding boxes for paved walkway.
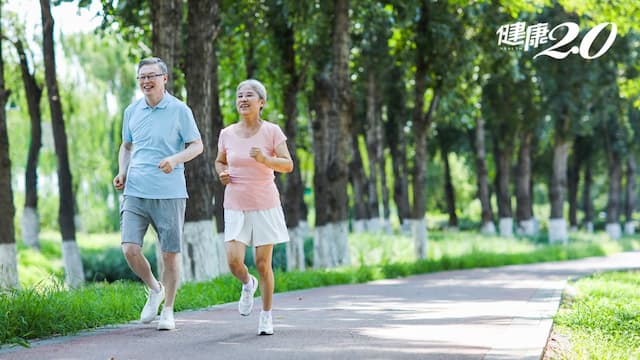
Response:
[1,250,639,360]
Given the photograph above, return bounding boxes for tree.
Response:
[0,2,19,289]
[182,0,228,282]
[150,0,182,94]
[266,0,307,271]
[40,0,84,286]
[311,0,352,268]
[13,39,43,249]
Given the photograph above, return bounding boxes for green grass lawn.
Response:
[3,229,640,350]
[549,271,640,359]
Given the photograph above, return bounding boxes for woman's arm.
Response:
[250,141,293,173]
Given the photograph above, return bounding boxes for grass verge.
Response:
[547,271,640,359]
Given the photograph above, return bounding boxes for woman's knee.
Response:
[255,257,272,274]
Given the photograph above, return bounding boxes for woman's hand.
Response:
[250,147,266,164]
[219,170,231,185]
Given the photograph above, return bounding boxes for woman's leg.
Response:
[226,240,250,284]
[255,244,274,311]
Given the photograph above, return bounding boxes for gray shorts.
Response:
[120,196,186,253]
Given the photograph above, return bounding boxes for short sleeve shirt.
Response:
[122,93,201,199]
[218,121,287,210]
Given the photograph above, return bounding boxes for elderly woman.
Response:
[215,79,293,335]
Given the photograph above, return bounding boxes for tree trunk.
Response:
[311,0,351,269]
[493,137,513,237]
[15,39,43,249]
[364,72,381,232]
[274,11,306,270]
[150,0,182,94]
[385,66,411,233]
[442,150,458,229]
[548,138,569,244]
[474,117,495,234]
[40,0,84,287]
[269,3,307,271]
[605,151,622,239]
[567,138,582,230]
[624,154,636,235]
[582,160,594,232]
[515,131,534,235]
[349,131,369,232]
[410,0,439,259]
[183,0,227,282]
[0,10,19,288]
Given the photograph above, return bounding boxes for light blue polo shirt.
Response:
[122,93,201,199]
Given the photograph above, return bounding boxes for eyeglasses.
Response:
[136,73,165,81]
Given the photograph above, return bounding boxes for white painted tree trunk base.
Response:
[400,219,412,235]
[365,218,382,233]
[0,243,19,289]
[286,225,305,271]
[585,221,594,233]
[499,217,513,237]
[313,221,349,268]
[382,219,393,234]
[605,223,622,240]
[569,226,578,232]
[517,219,538,236]
[409,218,428,260]
[181,220,228,283]
[548,218,568,245]
[481,221,496,235]
[62,240,85,287]
[352,220,366,233]
[624,221,635,235]
[21,206,40,249]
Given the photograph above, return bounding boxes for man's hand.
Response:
[113,174,126,190]
[158,157,177,173]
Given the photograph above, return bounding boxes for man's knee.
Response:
[122,243,143,259]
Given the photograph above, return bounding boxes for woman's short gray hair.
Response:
[237,79,267,102]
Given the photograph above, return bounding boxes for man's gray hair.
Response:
[138,57,168,75]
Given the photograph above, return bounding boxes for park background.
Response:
[0,0,639,356]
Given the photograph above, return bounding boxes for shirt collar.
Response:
[143,92,171,110]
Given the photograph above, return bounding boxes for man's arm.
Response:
[158,139,204,174]
[113,142,133,190]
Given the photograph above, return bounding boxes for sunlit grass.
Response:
[552,271,640,359]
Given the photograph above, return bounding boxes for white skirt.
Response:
[224,206,290,247]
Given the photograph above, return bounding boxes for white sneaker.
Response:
[238,275,258,316]
[140,282,164,323]
[258,311,273,335]
[157,308,175,330]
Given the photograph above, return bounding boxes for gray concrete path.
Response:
[1,250,638,360]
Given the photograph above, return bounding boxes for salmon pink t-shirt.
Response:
[218,121,287,211]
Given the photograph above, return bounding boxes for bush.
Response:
[81,246,157,283]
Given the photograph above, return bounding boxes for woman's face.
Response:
[137,64,166,98]
[236,85,264,117]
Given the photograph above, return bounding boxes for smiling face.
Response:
[236,84,265,118]
[137,63,167,99]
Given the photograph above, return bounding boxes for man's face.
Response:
[137,64,166,98]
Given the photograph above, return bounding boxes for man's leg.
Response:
[122,243,161,291]
[160,251,180,308]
